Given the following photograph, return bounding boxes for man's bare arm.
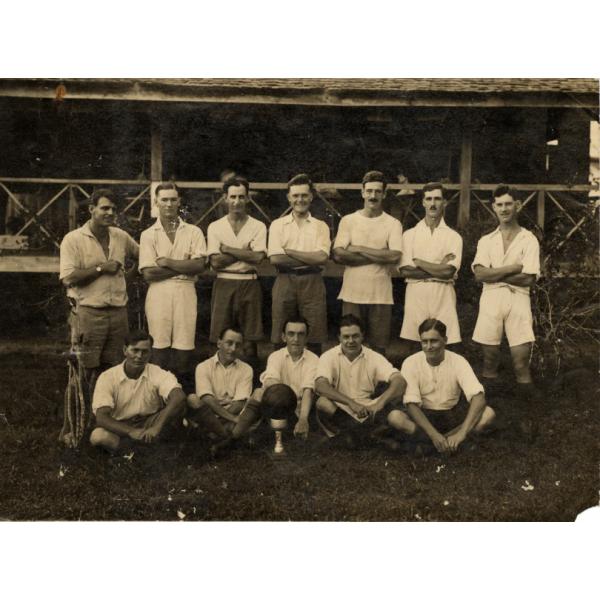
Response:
[156,257,206,275]
[200,394,239,423]
[62,261,122,287]
[95,406,142,439]
[210,253,238,269]
[473,264,522,283]
[413,258,456,280]
[141,266,178,283]
[399,266,432,280]
[406,403,450,453]
[502,273,536,288]
[221,245,265,265]
[332,247,372,266]
[351,246,402,265]
[284,249,328,265]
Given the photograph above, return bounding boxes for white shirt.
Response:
[401,350,484,411]
[59,222,139,307]
[401,218,463,284]
[195,353,253,407]
[334,211,403,304]
[316,344,399,404]
[139,218,206,283]
[207,215,267,273]
[268,212,331,256]
[260,347,319,398]
[472,227,540,295]
[92,362,181,420]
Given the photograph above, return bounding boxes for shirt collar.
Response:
[282,211,314,224]
[336,345,365,361]
[213,352,237,368]
[418,217,450,231]
[81,220,112,238]
[117,361,149,382]
[489,226,525,239]
[152,217,185,231]
[283,347,306,361]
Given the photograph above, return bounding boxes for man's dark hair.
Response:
[287,173,315,194]
[493,184,518,202]
[124,329,154,347]
[422,182,446,197]
[218,326,244,340]
[89,188,116,207]
[361,170,387,189]
[339,313,365,334]
[223,176,250,195]
[418,318,447,338]
[155,182,180,198]
[282,317,310,335]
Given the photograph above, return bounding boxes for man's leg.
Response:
[510,342,533,384]
[367,304,391,356]
[151,348,171,369]
[387,409,417,436]
[186,394,231,439]
[480,344,502,379]
[90,427,121,452]
[315,396,358,439]
[171,283,198,393]
[270,274,297,345]
[298,274,328,356]
[232,398,262,440]
[237,279,264,381]
[172,349,194,394]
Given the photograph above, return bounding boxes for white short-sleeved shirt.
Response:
[472,227,540,296]
[401,218,463,284]
[334,211,403,304]
[268,213,331,257]
[316,344,399,404]
[59,222,139,307]
[92,362,181,420]
[139,218,206,283]
[260,347,319,399]
[400,350,484,411]
[207,215,267,274]
[195,353,253,407]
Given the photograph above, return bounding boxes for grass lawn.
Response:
[0,349,597,522]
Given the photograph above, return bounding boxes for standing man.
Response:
[207,176,267,367]
[388,319,495,454]
[315,314,407,447]
[60,188,139,388]
[139,182,207,390]
[332,171,403,355]
[268,173,331,355]
[399,182,463,356]
[471,185,540,412]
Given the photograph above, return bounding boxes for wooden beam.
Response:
[458,129,473,228]
[151,123,163,182]
[0,255,59,273]
[68,186,78,231]
[537,190,545,229]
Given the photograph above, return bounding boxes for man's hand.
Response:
[100,260,122,275]
[293,418,309,440]
[446,431,466,452]
[140,425,162,443]
[441,253,456,264]
[431,431,451,453]
[128,428,146,441]
[349,400,368,419]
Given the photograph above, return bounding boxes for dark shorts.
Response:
[71,305,129,369]
[342,302,391,349]
[412,398,469,439]
[271,273,328,344]
[209,278,264,343]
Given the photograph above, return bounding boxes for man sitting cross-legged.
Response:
[231,318,318,451]
[90,329,186,452]
[314,314,407,448]
[187,327,254,450]
[387,319,496,454]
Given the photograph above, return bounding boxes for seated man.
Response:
[315,314,406,447]
[232,318,319,450]
[187,327,253,442]
[387,319,496,454]
[90,329,186,452]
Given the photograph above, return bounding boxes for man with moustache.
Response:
[399,182,463,356]
[268,173,331,355]
[139,182,207,389]
[333,171,403,355]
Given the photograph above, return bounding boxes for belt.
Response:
[217,271,257,280]
[276,266,322,276]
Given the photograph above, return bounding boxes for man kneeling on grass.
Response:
[90,329,186,452]
[387,319,496,454]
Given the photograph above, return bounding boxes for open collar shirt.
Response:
[268,212,331,257]
[260,347,319,398]
[195,353,253,406]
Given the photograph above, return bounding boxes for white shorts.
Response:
[472,286,534,347]
[145,279,198,350]
[400,282,461,344]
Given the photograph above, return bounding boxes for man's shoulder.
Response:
[402,351,424,369]
[235,359,254,375]
[478,228,499,243]
[61,225,88,245]
[303,349,320,363]
[96,363,123,385]
[207,216,227,231]
[445,350,472,369]
[318,345,340,361]
[247,215,267,231]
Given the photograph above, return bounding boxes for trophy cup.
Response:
[261,384,297,458]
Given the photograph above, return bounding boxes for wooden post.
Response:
[458,128,472,229]
[68,185,77,231]
[151,123,163,182]
[536,189,545,230]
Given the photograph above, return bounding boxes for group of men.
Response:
[59,170,540,456]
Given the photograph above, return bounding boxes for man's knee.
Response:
[387,409,416,435]
[90,427,120,451]
[316,396,336,416]
[187,393,204,410]
[474,406,496,432]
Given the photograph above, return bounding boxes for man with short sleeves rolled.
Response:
[472,185,541,422]
[388,319,495,454]
[207,176,267,364]
[333,171,403,355]
[268,173,331,355]
[315,314,407,447]
[139,182,207,388]
[399,182,463,353]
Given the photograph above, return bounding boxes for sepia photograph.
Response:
[0,77,598,523]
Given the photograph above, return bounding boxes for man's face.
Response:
[420,328,446,362]
[362,181,385,210]
[123,339,152,369]
[226,185,249,215]
[493,193,519,224]
[282,322,308,353]
[89,197,116,227]
[217,330,244,363]
[339,324,364,355]
[287,184,313,215]
[156,189,180,220]
[422,188,446,219]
